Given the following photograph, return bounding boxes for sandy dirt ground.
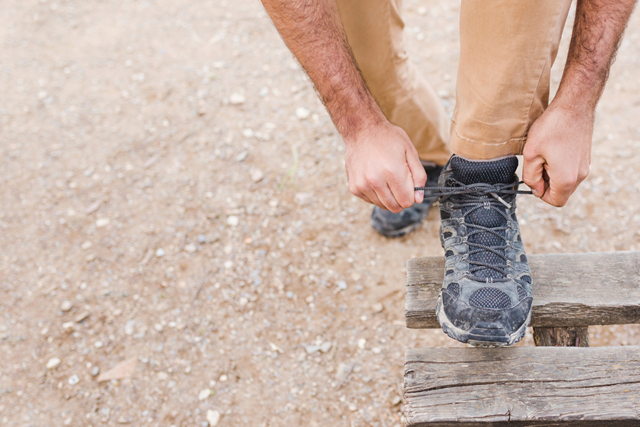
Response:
[2,0,640,426]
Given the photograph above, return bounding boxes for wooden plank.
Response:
[533,326,590,347]
[404,346,640,426]
[405,251,640,328]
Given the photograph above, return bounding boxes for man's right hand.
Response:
[345,122,427,213]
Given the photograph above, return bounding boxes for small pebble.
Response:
[304,345,320,355]
[198,234,207,244]
[295,107,310,120]
[60,300,73,312]
[95,218,109,228]
[235,151,248,162]
[320,341,332,353]
[46,357,61,370]
[62,321,75,331]
[372,302,384,313]
[94,341,103,348]
[348,403,358,412]
[337,281,348,290]
[229,93,245,105]
[75,311,90,323]
[251,169,264,183]
[155,248,165,257]
[184,243,197,253]
[206,409,221,426]
[219,374,228,382]
[68,374,80,385]
[91,366,100,376]
[198,388,212,401]
[357,338,366,349]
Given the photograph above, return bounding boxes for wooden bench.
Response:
[403,251,640,426]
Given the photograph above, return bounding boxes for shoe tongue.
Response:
[450,156,518,185]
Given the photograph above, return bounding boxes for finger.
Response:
[541,175,575,207]
[351,189,373,205]
[361,187,388,211]
[386,167,415,209]
[406,150,427,204]
[522,153,547,198]
[370,183,403,213]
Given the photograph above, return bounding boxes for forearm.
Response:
[554,0,636,112]
[260,0,384,141]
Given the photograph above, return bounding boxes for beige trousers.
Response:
[336,0,572,163]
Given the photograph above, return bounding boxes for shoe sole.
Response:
[435,291,530,347]
[371,220,421,238]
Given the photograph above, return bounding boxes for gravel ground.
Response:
[1,1,640,426]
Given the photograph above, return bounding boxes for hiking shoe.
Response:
[436,155,532,346]
[371,164,443,238]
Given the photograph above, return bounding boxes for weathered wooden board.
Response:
[406,251,640,328]
[404,346,640,426]
[533,326,589,347]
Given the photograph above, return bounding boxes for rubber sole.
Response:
[370,219,421,238]
[435,291,530,347]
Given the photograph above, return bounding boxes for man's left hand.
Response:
[523,102,593,207]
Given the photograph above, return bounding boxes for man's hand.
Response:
[522,0,635,207]
[261,0,425,211]
[345,123,426,213]
[523,104,592,207]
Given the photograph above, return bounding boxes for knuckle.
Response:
[355,180,368,192]
[365,174,381,188]
[578,167,590,181]
[399,196,414,209]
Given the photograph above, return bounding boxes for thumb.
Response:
[406,149,427,204]
[523,154,547,198]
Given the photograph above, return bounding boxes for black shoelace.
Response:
[415,180,532,281]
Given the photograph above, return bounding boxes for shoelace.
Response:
[415,180,532,281]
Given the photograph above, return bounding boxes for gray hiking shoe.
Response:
[435,155,533,346]
[371,164,443,238]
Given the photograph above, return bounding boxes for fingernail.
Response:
[416,190,424,203]
[531,189,540,197]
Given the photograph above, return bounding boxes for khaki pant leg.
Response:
[452,0,572,159]
[336,0,452,165]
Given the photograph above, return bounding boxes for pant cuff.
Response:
[450,127,525,160]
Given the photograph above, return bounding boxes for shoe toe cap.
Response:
[442,290,532,335]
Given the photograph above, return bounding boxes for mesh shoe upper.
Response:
[437,155,532,342]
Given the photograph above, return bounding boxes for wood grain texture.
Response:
[406,251,640,328]
[404,346,640,426]
[533,327,590,347]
